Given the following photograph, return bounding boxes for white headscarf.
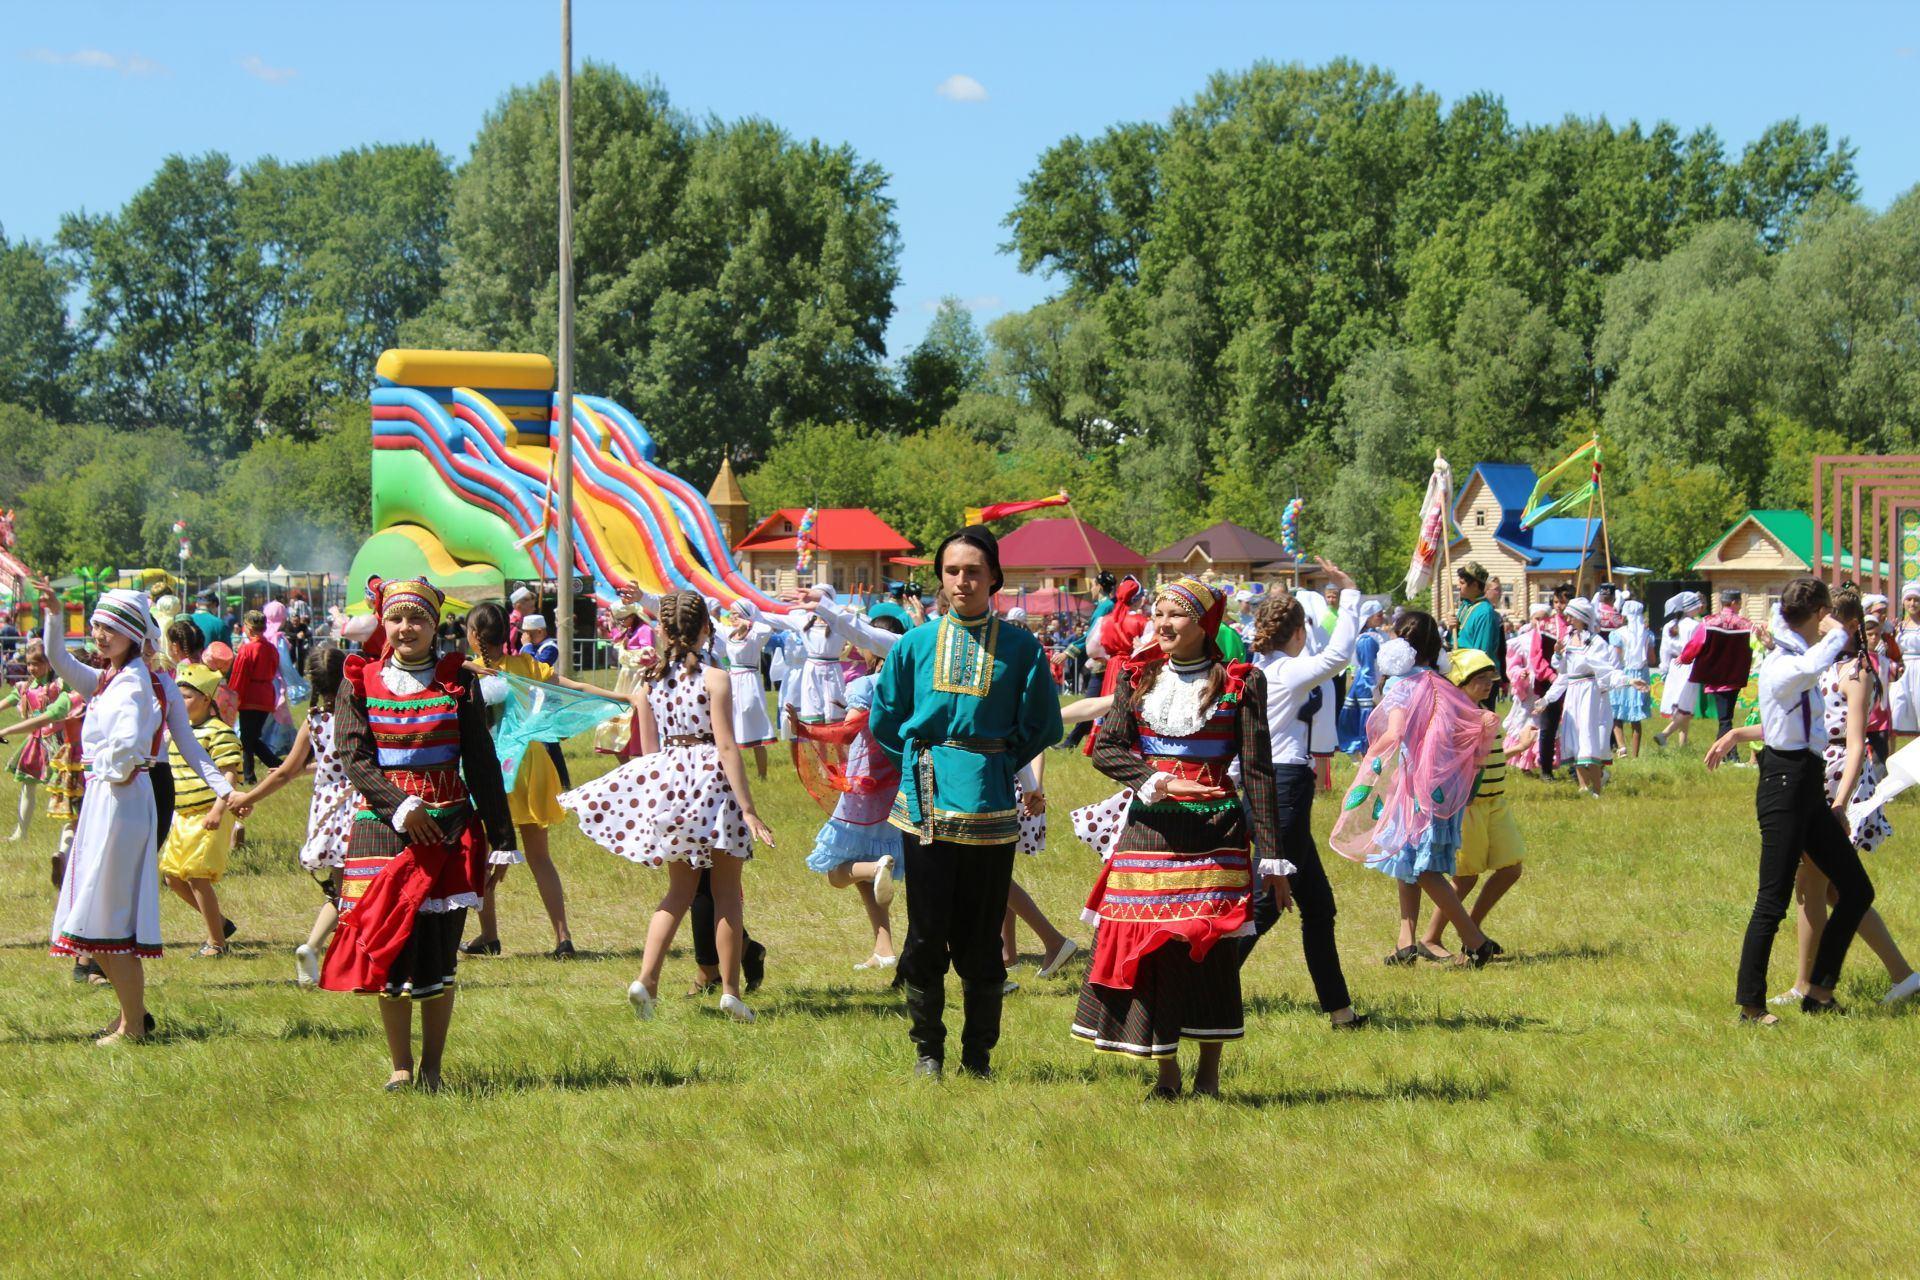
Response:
[1564,597,1597,632]
[91,588,159,653]
[1616,599,1649,661]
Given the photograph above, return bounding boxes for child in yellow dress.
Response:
[159,662,245,956]
[1419,648,1526,959]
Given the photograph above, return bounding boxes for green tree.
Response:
[240,145,453,436]
[0,228,78,419]
[738,421,893,516]
[59,153,265,454]
[897,297,987,432]
[429,65,901,479]
[1609,461,1747,578]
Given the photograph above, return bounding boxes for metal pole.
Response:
[553,0,577,675]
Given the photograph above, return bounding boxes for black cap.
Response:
[935,524,1004,593]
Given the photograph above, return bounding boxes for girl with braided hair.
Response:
[561,590,775,1023]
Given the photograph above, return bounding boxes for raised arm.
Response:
[815,597,901,656]
[1277,589,1362,695]
[40,610,95,692]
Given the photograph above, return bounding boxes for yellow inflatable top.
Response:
[376,349,555,391]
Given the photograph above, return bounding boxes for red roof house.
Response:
[994,518,1146,595]
[734,508,915,596]
[1147,520,1319,586]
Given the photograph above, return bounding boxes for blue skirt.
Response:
[806,819,903,874]
[1337,701,1372,755]
[1372,810,1463,884]
[1610,671,1652,723]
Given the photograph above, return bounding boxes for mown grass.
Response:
[3,708,1919,1278]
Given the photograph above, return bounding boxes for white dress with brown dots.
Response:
[559,662,751,867]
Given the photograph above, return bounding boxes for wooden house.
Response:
[733,509,916,597]
[1440,463,1609,617]
[1690,509,1887,625]
[1146,521,1324,589]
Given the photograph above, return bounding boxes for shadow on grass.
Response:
[274,1016,373,1042]
[1230,1070,1508,1109]
[1503,940,1629,967]
[447,1057,727,1095]
[0,1015,229,1046]
[1242,991,1547,1033]
[769,985,906,1020]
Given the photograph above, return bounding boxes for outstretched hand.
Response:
[1313,557,1355,594]
[747,813,775,848]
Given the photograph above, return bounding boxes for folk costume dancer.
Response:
[1502,603,1552,774]
[1891,586,1920,746]
[0,640,70,844]
[1654,592,1705,749]
[42,588,236,1044]
[1711,578,1872,1023]
[1240,560,1366,1029]
[721,608,776,779]
[319,577,516,1091]
[1080,577,1148,757]
[1336,602,1386,757]
[1071,577,1293,1098]
[1330,611,1503,969]
[1609,600,1656,758]
[1682,591,1756,764]
[561,591,775,1023]
[870,525,1064,1078]
[1421,649,1527,956]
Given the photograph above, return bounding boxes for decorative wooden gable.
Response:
[1703,518,1803,571]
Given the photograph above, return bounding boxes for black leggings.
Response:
[1712,690,1742,762]
[1538,698,1564,774]
[1735,747,1875,1007]
[690,866,755,968]
[1240,763,1352,1012]
[236,708,283,783]
[151,763,175,838]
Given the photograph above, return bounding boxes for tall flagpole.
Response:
[554,0,577,675]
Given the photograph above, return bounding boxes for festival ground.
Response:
[4,708,1919,1278]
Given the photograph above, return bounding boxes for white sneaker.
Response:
[628,980,657,1021]
[1884,972,1920,1005]
[872,855,896,910]
[719,993,755,1023]
[1036,937,1080,979]
[1767,987,1807,1006]
[293,944,321,987]
[854,953,897,972]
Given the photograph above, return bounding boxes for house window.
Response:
[832,567,847,592]
[1475,511,1486,527]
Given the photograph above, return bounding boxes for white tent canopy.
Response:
[216,563,272,588]
[215,564,330,589]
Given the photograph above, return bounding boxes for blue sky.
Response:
[4,1,1916,354]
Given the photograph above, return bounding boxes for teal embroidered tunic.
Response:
[870,611,1064,846]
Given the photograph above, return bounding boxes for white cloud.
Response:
[24,48,166,76]
[935,74,988,103]
[240,54,297,84]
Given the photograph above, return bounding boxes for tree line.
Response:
[1,59,1910,588]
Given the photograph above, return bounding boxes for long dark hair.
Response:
[1394,609,1445,670]
[466,601,510,654]
[305,642,346,710]
[1832,583,1878,703]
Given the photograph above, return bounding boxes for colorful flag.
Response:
[491,671,627,790]
[1403,455,1455,598]
[965,491,1071,525]
[1520,438,1601,529]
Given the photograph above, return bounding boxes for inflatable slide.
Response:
[349,349,784,612]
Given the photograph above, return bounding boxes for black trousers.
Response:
[236,708,282,783]
[1735,747,1875,1007]
[151,762,175,838]
[1538,698,1564,775]
[689,866,755,968]
[899,835,1016,1057]
[1712,691,1741,762]
[1240,763,1352,1012]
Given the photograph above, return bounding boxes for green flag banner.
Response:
[1520,439,1601,530]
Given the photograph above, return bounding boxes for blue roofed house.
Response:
[1441,463,1609,617]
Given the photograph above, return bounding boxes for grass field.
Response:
[4,703,1920,1279]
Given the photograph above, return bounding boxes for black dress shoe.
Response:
[742,939,766,992]
[1801,995,1844,1015]
[550,939,576,960]
[458,937,501,956]
[1464,939,1503,969]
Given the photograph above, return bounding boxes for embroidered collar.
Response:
[950,611,992,629]
[932,612,998,698]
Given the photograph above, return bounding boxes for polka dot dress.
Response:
[1071,788,1137,861]
[297,710,355,871]
[560,664,751,868]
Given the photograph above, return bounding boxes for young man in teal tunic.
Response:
[870,526,1064,1078]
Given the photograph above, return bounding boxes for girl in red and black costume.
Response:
[1070,577,1292,1099]
[320,577,514,1091]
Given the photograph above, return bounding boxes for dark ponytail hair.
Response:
[305,642,346,709]
[1393,609,1445,670]
[466,601,510,653]
[1832,582,1878,702]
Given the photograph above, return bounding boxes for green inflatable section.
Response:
[347,528,506,603]
[369,449,540,579]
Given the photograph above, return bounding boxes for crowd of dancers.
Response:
[12,533,1917,1093]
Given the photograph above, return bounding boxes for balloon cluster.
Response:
[173,518,190,565]
[795,507,818,575]
[1280,498,1304,557]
